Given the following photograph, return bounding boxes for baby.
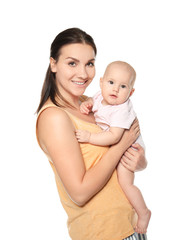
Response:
[76,61,151,233]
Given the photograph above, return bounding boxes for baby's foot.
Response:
[135,209,151,234]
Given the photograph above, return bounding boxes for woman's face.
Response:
[50,43,96,98]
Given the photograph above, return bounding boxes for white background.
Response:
[1,0,196,239]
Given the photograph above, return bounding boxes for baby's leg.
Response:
[117,163,151,234]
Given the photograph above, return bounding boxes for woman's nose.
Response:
[78,66,88,79]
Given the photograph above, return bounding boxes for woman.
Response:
[36,28,148,240]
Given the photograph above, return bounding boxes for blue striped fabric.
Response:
[123,232,147,240]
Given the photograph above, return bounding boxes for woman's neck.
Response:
[55,94,80,110]
[52,94,96,124]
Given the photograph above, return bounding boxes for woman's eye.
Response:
[68,62,76,66]
[87,62,94,67]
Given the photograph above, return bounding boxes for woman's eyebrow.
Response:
[65,57,95,62]
[65,57,79,62]
[88,58,96,62]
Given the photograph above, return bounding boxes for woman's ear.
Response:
[130,88,135,97]
[50,57,57,73]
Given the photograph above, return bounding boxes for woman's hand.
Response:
[117,118,140,150]
[120,143,147,172]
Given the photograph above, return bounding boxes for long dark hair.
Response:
[36,28,97,113]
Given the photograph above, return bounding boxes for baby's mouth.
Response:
[110,94,117,98]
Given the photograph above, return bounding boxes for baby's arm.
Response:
[80,97,93,115]
[76,127,125,146]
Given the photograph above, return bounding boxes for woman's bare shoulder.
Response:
[38,106,73,128]
[37,106,75,149]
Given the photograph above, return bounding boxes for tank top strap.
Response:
[37,102,59,117]
[37,101,75,123]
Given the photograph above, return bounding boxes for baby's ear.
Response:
[130,88,135,97]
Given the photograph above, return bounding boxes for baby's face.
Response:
[100,65,133,105]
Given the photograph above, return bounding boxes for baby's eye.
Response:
[68,62,76,67]
[108,80,114,84]
[121,85,126,88]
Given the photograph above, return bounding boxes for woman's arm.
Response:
[37,108,140,206]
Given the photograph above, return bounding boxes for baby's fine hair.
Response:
[104,61,136,87]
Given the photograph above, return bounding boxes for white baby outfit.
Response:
[92,91,145,148]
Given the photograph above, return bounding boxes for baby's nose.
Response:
[113,85,119,92]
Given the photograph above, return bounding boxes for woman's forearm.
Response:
[72,122,140,205]
[75,152,126,205]
[74,125,142,205]
[77,142,129,205]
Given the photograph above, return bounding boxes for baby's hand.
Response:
[80,101,93,115]
[76,129,91,143]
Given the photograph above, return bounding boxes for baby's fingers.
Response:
[80,106,90,114]
[75,131,83,142]
[75,130,80,138]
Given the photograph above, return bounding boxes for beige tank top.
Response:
[36,100,136,240]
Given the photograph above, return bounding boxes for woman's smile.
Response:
[71,80,88,86]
